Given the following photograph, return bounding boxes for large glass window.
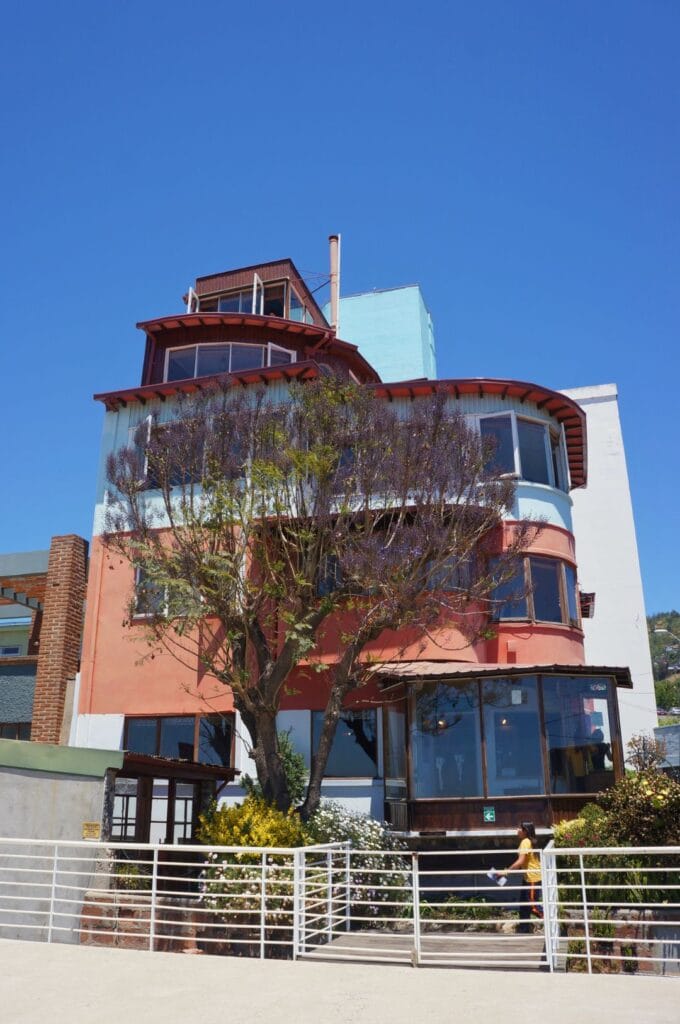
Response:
[542,676,615,793]
[482,678,544,796]
[480,416,514,475]
[165,342,293,382]
[124,715,233,766]
[489,559,528,619]
[311,709,378,777]
[411,682,483,798]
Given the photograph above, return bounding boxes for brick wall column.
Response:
[31,535,88,744]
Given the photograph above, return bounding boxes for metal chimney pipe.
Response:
[329,234,341,334]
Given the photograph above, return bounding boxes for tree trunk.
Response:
[239,706,291,811]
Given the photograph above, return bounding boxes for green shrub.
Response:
[600,770,680,846]
[197,795,306,849]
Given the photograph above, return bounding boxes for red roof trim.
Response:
[94,361,322,411]
[371,377,587,487]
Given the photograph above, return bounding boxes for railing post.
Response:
[326,849,333,942]
[411,851,421,968]
[578,853,592,974]
[260,852,267,960]
[292,849,301,960]
[149,848,159,952]
[47,845,59,943]
[345,843,351,932]
[541,844,555,972]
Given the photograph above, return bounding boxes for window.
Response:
[411,682,483,798]
[517,419,550,485]
[123,714,233,766]
[0,647,21,656]
[316,554,343,597]
[490,556,580,627]
[263,283,285,317]
[164,342,295,382]
[0,722,31,740]
[383,702,407,801]
[289,289,305,322]
[543,676,615,793]
[111,777,137,840]
[482,678,544,796]
[478,413,568,490]
[133,568,166,618]
[311,709,378,777]
[426,555,473,592]
[480,415,515,475]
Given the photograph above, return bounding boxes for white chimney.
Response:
[329,234,341,334]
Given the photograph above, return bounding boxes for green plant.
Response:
[197,795,306,849]
[420,895,512,931]
[566,909,620,974]
[600,769,680,846]
[242,731,307,807]
[112,860,152,891]
[305,801,409,926]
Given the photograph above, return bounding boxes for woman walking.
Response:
[499,822,542,933]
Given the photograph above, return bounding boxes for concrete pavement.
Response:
[0,939,677,1024]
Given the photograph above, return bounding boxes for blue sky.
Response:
[1,2,678,613]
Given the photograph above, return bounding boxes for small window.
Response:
[312,709,378,777]
[0,646,21,656]
[263,283,285,317]
[490,559,528,620]
[167,347,197,382]
[289,290,304,322]
[0,722,31,740]
[134,568,166,618]
[564,563,579,626]
[230,344,265,372]
[529,556,562,622]
[517,419,550,485]
[268,344,294,366]
[480,416,515,475]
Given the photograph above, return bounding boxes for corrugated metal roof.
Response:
[375,661,633,689]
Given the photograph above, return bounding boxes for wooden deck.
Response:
[301,928,548,970]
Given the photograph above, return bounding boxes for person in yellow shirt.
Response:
[498,821,543,933]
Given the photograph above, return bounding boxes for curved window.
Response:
[165,342,295,382]
[479,413,568,490]
[490,556,580,626]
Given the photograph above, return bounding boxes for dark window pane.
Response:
[564,564,579,625]
[312,710,377,777]
[159,717,195,760]
[517,419,550,484]
[17,722,30,740]
[263,284,285,317]
[167,347,197,382]
[542,677,615,794]
[230,344,265,372]
[199,299,218,312]
[411,682,483,797]
[482,678,544,796]
[384,703,406,801]
[268,345,294,366]
[218,294,241,313]
[490,558,528,619]
[480,416,515,474]
[198,716,233,766]
[530,557,562,622]
[134,569,165,616]
[196,345,230,377]
[317,554,343,596]
[125,718,158,756]
[289,290,304,322]
[551,431,565,490]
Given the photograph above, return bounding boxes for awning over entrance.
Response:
[375,661,633,689]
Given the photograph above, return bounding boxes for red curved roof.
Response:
[372,377,587,487]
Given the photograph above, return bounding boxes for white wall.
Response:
[561,384,657,746]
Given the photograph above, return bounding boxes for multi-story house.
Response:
[73,244,655,842]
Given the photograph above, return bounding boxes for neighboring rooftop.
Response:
[0,551,49,577]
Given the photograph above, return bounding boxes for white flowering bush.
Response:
[305,801,411,927]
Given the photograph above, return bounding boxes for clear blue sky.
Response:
[1,2,678,613]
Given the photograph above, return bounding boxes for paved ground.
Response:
[0,939,678,1024]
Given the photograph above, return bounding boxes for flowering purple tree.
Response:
[106,375,535,816]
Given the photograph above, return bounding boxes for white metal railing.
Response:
[0,837,678,975]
